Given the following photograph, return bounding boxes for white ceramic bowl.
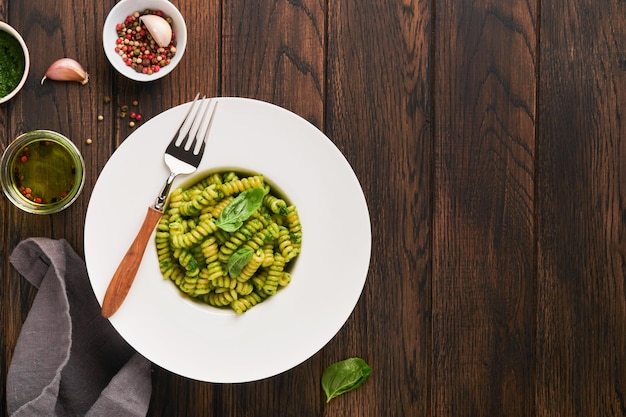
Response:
[85,98,372,382]
[0,21,29,104]
[103,0,187,82]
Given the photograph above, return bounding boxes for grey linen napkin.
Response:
[6,238,152,417]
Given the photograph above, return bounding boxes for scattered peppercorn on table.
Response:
[2,0,625,416]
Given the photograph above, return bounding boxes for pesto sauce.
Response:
[0,30,25,98]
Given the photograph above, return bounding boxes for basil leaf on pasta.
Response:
[228,247,254,278]
[216,187,265,231]
[155,171,302,314]
[218,219,243,233]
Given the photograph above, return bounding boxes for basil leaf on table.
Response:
[227,246,254,278]
[321,357,372,403]
[215,187,266,232]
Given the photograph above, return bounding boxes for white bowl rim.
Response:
[0,21,30,104]
[102,0,187,82]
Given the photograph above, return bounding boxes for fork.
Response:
[101,94,218,318]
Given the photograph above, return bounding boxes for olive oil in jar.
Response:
[11,139,77,204]
[1,130,85,214]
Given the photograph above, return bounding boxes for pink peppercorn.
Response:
[114,9,177,75]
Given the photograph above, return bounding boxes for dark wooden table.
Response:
[2,0,626,416]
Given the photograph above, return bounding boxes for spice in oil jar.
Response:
[12,140,77,204]
[114,9,177,75]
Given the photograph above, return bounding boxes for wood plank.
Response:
[216,0,326,415]
[536,0,626,414]
[124,1,222,415]
[110,0,221,148]
[5,0,118,252]
[0,1,223,415]
[432,0,537,415]
[1,0,114,414]
[0,4,10,413]
[326,0,431,415]
[222,0,325,127]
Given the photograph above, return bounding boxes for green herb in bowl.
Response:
[0,22,29,103]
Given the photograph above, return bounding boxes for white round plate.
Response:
[84,97,371,383]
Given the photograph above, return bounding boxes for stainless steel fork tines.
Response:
[154,93,218,211]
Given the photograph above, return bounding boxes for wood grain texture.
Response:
[135,2,223,416]
[2,0,626,415]
[433,0,537,415]
[222,0,325,127]
[216,1,326,416]
[0,0,9,401]
[325,0,431,415]
[536,0,626,415]
[1,0,113,414]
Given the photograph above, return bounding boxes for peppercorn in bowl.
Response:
[103,0,187,82]
[0,21,29,104]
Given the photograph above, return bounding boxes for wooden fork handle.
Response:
[101,207,163,318]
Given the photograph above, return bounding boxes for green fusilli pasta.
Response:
[156,171,301,313]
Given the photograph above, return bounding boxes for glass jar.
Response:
[1,130,85,214]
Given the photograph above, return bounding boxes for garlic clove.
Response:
[41,58,89,85]
[140,14,172,48]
